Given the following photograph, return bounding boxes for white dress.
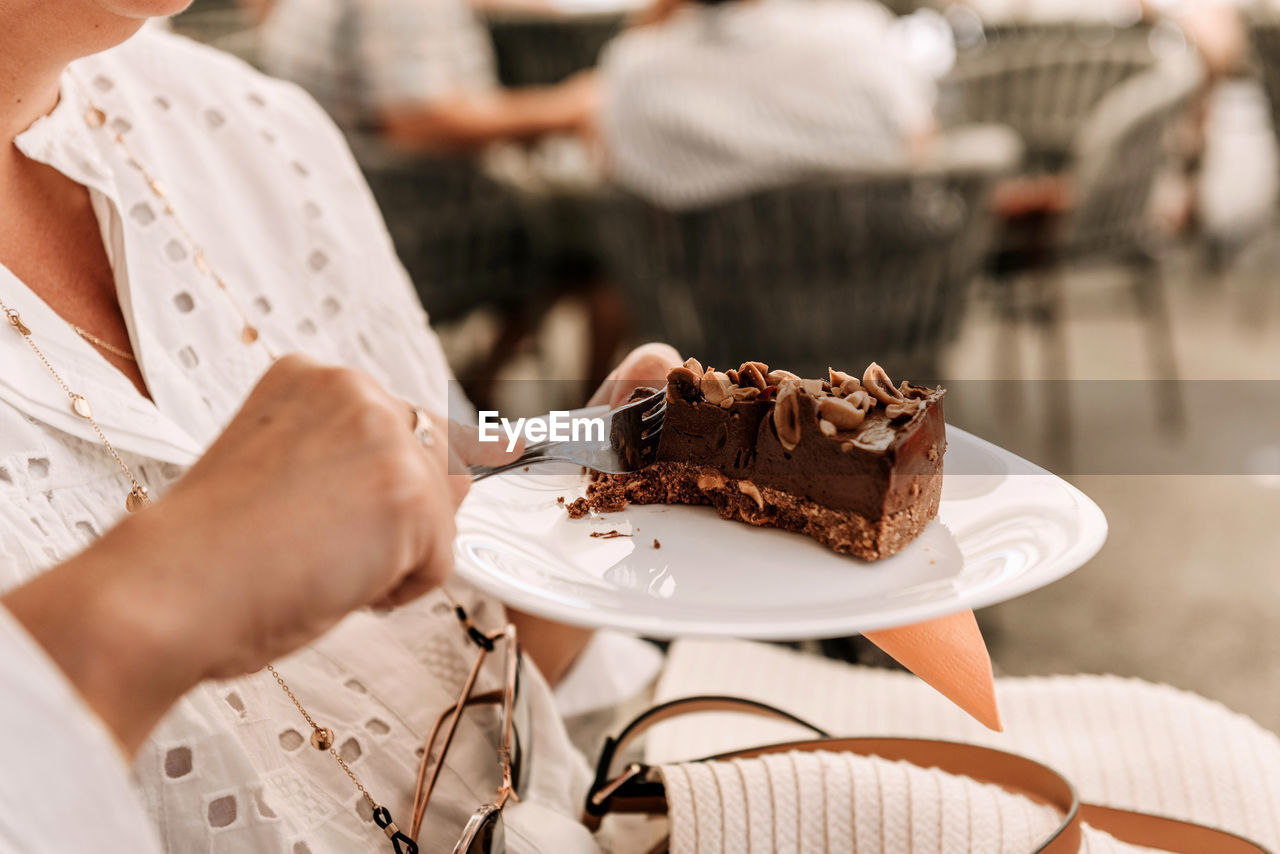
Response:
[0,28,598,854]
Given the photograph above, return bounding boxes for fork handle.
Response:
[469,441,559,481]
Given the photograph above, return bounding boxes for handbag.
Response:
[582,695,1272,854]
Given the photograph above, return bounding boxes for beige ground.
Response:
[946,256,1280,733]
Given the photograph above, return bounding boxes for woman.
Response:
[0,3,674,851]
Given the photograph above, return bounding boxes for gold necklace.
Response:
[0,77,418,854]
[73,323,137,362]
[2,300,150,511]
[81,99,272,356]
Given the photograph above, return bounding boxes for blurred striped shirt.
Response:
[600,0,935,209]
[259,0,498,129]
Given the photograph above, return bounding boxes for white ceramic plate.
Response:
[453,427,1107,639]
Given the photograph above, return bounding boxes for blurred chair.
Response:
[350,136,632,408]
[1249,16,1280,154]
[348,140,539,326]
[939,21,1158,172]
[345,136,545,400]
[596,126,1022,382]
[982,52,1204,461]
[485,11,624,87]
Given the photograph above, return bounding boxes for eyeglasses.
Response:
[409,617,530,854]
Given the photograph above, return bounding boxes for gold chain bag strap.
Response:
[583,696,1272,854]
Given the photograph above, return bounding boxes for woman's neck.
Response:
[0,4,144,148]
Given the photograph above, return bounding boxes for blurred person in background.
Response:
[598,0,937,209]
[258,0,598,150]
[257,0,628,415]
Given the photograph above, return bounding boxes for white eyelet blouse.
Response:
[0,27,598,854]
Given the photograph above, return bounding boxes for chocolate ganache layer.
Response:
[582,359,946,560]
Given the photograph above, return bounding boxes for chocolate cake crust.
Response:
[589,462,944,561]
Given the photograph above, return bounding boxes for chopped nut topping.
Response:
[885,399,924,421]
[766,369,800,386]
[818,395,868,430]
[738,361,767,390]
[846,389,874,411]
[819,419,838,436]
[697,471,728,490]
[773,381,803,451]
[738,480,766,511]
[899,381,933,400]
[700,369,734,405]
[829,368,858,390]
[862,362,904,405]
[719,396,734,409]
[731,386,761,401]
[837,379,863,396]
[667,365,701,399]
[683,357,704,375]
[725,368,741,385]
[801,378,824,395]
[739,361,769,379]
[840,441,854,452]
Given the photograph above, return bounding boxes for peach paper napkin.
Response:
[864,610,1002,731]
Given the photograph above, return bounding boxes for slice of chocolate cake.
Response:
[583,360,946,560]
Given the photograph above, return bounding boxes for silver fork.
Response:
[469,386,667,480]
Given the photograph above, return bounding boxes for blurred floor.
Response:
[947,249,1280,733]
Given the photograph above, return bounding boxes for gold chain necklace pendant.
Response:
[125,485,150,512]
[77,87,276,360]
[266,665,418,853]
[3,304,150,513]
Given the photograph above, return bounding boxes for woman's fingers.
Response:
[588,342,683,407]
[447,415,524,467]
[383,436,459,608]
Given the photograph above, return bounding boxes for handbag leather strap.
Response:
[584,695,1271,854]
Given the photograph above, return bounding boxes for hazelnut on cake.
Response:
[580,359,946,560]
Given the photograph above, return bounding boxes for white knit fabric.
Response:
[660,751,1070,854]
[658,750,1182,854]
[647,640,1280,853]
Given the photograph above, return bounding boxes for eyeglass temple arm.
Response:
[409,667,492,840]
[410,624,515,842]
[409,688,509,841]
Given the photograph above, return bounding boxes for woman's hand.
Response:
[510,342,682,686]
[587,342,682,407]
[155,354,486,672]
[3,354,501,753]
